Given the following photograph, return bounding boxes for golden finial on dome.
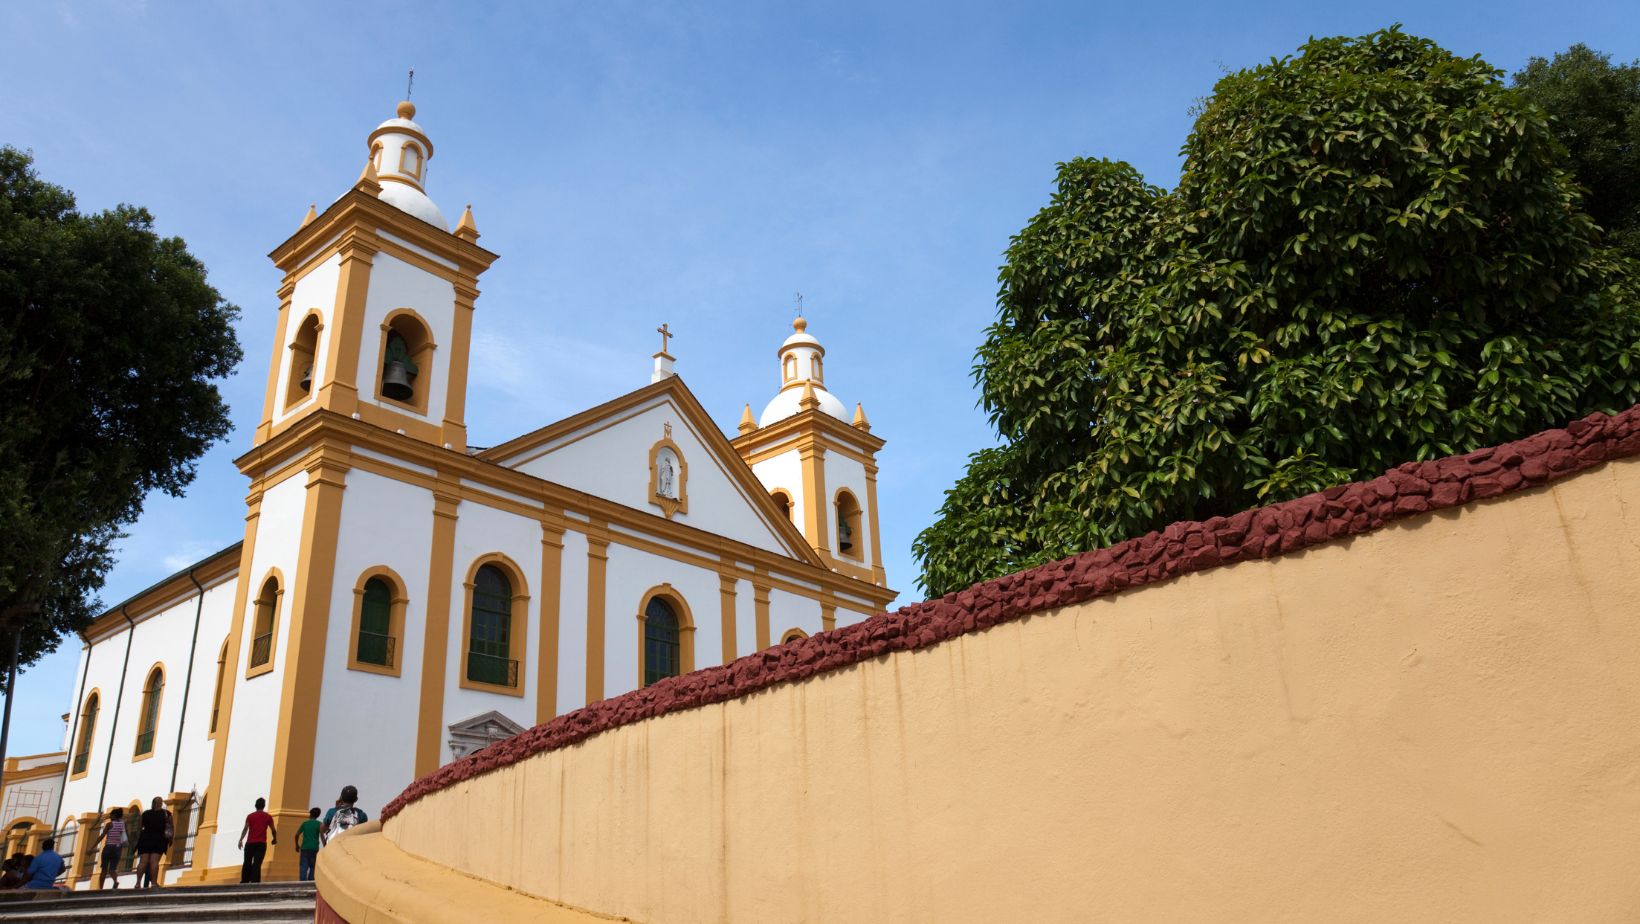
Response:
[793,316,808,333]
[396,100,416,120]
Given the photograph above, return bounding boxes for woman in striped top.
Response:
[95,806,127,889]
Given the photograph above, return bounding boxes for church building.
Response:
[49,101,896,885]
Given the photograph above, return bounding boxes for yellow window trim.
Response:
[68,687,101,782]
[346,565,408,678]
[458,553,530,698]
[131,663,166,761]
[245,568,285,680]
[206,639,228,740]
[636,584,696,689]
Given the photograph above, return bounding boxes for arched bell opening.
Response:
[835,489,863,561]
[770,489,793,523]
[379,311,435,412]
[283,312,321,411]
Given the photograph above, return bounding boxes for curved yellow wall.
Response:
[351,457,1640,923]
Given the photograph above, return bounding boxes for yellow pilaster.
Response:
[537,514,565,724]
[414,483,461,777]
[585,528,610,704]
[718,573,739,664]
[263,452,350,881]
[754,583,771,651]
[315,238,377,417]
[863,461,888,587]
[254,281,296,445]
[443,283,479,451]
[799,443,830,555]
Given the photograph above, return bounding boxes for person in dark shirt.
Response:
[136,796,172,889]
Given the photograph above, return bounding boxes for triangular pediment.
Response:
[478,377,820,564]
[448,710,526,738]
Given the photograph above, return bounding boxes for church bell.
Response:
[382,360,415,401]
[299,364,313,393]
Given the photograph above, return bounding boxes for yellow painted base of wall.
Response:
[317,821,625,923]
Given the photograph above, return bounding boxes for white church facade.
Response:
[49,101,896,886]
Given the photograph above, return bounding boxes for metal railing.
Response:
[249,632,273,667]
[355,631,396,668]
[465,651,518,687]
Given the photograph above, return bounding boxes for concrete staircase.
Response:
[0,881,315,922]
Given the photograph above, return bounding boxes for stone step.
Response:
[0,898,314,922]
[0,882,316,923]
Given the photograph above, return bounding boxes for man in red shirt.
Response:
[237,798,277,883]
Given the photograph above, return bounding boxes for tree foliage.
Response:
[1512,44,1640,260]
[0,146,242,671]
[915,28,1640,597]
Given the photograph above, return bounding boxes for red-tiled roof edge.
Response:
[381,404,1640,821]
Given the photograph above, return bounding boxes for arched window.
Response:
[284,312,321,411]
[378,311,435,413]
[783,354,797,382]
[810,355,823,380]
[208,640,227,737]
[399,143,423,180]
[71,692,98,778]
[835,490,863,560]
[356,577,394,667]
[770,490,793,522]
[248,575,281,675]
[781,628,809,645]
[133,666,164,759]
[643,597,681,687]
[466,565,516,688]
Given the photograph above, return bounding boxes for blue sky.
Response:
[2,0,1636,755]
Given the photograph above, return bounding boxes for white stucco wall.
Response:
[309,468,436,817]
[272,252,341,425]
[209,472,307,869]
[750,453,804,539]
[356,251,455,426]
[58,570,235,815]
[768,588,824,643]
[506,397,794,555]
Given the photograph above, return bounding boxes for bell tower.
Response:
[254,100,497,451]
[732,316,888,588]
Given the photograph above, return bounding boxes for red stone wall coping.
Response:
[382,405,1640,822]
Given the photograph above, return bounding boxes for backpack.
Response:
[325,805,362,843]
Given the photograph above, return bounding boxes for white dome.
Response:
[378,182,448,229]
[781,329,822,351]
[760,384,848,426]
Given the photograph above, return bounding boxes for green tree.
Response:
[915,28,1640,597]
[0,146,242,675]
[1513,44,1640,260]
